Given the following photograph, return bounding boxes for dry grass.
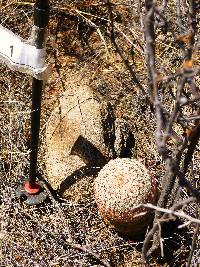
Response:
[0,1,199,267]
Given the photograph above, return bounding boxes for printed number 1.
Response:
[10,45,14,57]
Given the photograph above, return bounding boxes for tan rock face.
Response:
[45,83,106,191]
[94,158,158,236]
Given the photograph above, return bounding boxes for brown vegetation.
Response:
[0,1,199,266]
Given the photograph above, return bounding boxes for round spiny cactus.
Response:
[94,158,158,236]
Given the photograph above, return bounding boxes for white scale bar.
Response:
[0,25,47,77]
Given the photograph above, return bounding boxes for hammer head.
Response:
[70,135,107,167]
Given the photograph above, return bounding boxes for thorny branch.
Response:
[142,0,200,263]
[186,212,199,267]
[135,197,200,225]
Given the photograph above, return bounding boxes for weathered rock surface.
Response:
[45,80,107,191]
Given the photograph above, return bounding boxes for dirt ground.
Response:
[0,1,199,267]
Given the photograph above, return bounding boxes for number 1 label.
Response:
[10,45,13,57]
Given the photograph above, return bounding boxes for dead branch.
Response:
[142,0,200,262]
[186,213,199,267]
[135,198,200,225]
[142,197,199,263]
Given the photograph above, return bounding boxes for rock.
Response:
[45,83,107,191]
[45,75,135,194]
